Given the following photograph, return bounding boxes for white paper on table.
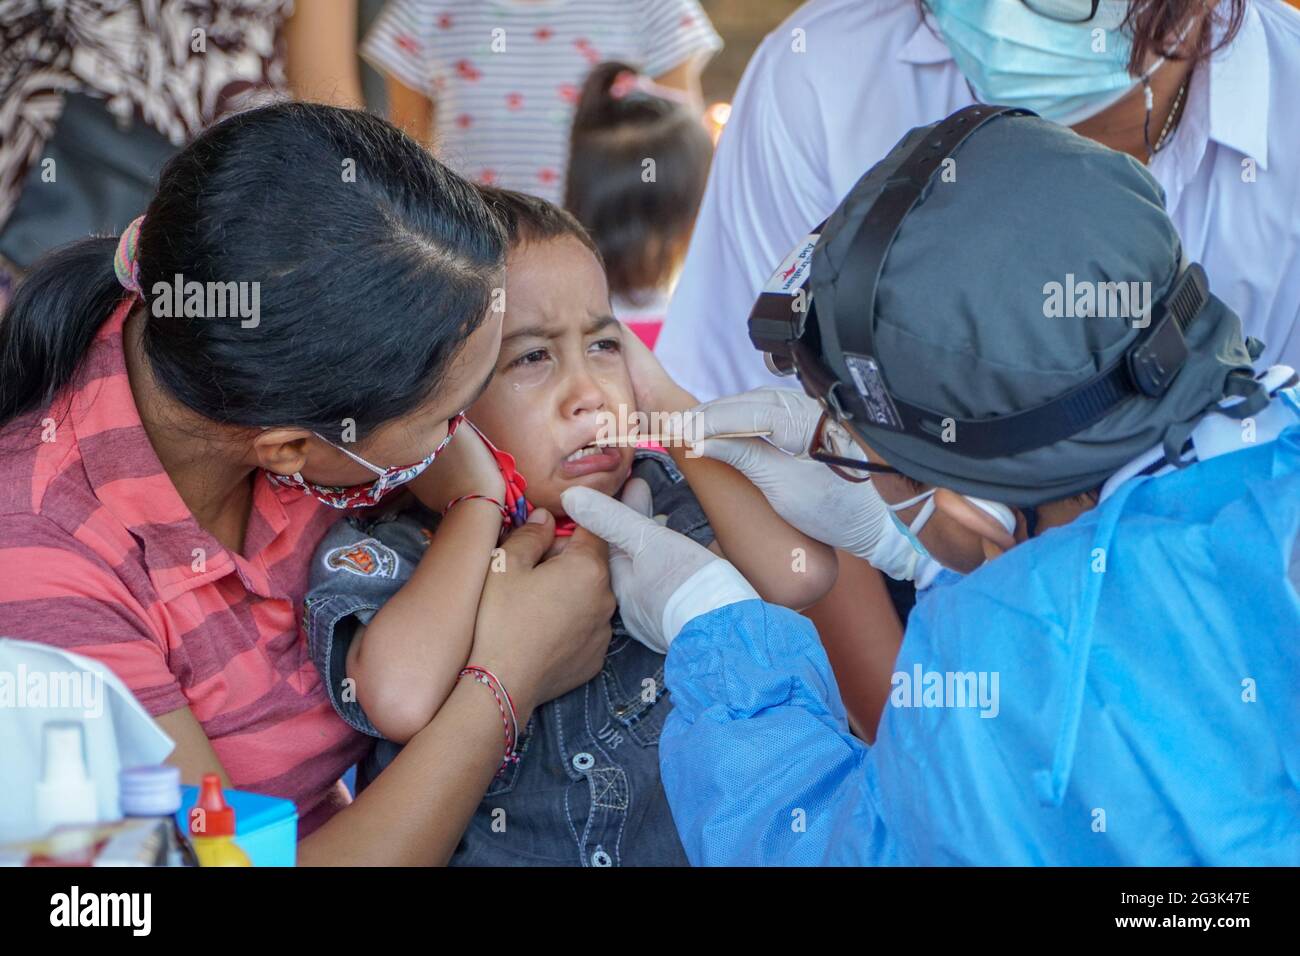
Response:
[0,638,175,843]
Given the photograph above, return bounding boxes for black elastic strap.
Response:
[830,105,1030,368]
[819,105,1210,458]
[841,264,1211,458]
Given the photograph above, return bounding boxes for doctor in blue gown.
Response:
[563,107,1300,865]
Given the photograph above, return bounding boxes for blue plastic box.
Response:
[176,785,297,867]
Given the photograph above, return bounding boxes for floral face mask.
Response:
[266,413,464,509]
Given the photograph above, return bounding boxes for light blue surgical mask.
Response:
[926,0,1169,126]
[888,489,939,560]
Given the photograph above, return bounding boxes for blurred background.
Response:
[3,0,1292,316]
[0,0,799,310]
[354,0,802,111]
[698,0,801,101]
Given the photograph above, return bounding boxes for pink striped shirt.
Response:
[0,299,368,835]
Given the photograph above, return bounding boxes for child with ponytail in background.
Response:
[565,61,713,350]
[362,0,721,203]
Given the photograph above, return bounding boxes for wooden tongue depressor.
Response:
[593,429,772,447]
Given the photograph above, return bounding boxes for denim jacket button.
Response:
[591,848,613,867]
[572,752,595,772]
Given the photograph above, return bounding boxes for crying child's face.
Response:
[468,235,635,515]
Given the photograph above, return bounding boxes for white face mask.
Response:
[888,489,1018,566]
[967,497,1018,537]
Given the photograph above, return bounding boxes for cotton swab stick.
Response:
[592,429,772,446]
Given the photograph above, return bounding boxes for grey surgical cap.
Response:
[809,112,1259,506]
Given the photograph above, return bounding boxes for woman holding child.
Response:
[0,103,621,865]
[0,101,838,866]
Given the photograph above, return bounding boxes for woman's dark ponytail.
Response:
[0,237,128,422]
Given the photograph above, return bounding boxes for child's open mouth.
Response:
[560,442,625,479]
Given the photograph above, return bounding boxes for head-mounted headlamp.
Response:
[748,104,1211,460]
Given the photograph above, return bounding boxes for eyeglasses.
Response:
[806,411,900,483]
[1021,0,1102,22]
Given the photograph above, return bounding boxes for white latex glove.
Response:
[683,387,919,580]
[561,479,759,654]
[685,386,824,455]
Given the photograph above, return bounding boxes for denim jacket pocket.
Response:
[600,633,672,748]
[483,715,537,797]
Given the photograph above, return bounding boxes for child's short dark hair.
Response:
[564,61,713,305]
[477,185,603,265]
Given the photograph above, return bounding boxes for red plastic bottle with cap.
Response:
[187,774,252,867]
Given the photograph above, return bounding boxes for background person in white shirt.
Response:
[656,0,1300,402]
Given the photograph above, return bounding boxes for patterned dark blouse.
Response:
[0,0,292,232]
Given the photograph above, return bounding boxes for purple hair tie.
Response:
[113,215,146,297]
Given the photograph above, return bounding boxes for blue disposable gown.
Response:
[660,425,1300,865]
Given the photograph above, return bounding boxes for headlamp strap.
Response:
[820,102,1212,459]
[854,263,1210,459]
[831,105,1032,377]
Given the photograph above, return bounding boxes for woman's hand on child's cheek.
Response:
[407,421,508,513]
[619,321,696,414]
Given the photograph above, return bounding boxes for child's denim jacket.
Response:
[303,450,710,866]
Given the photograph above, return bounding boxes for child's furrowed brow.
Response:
[584,314,619,336]
[502,313,617,345]
[500,324,562,346]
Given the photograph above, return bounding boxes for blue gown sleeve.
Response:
[658,599,896,866]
